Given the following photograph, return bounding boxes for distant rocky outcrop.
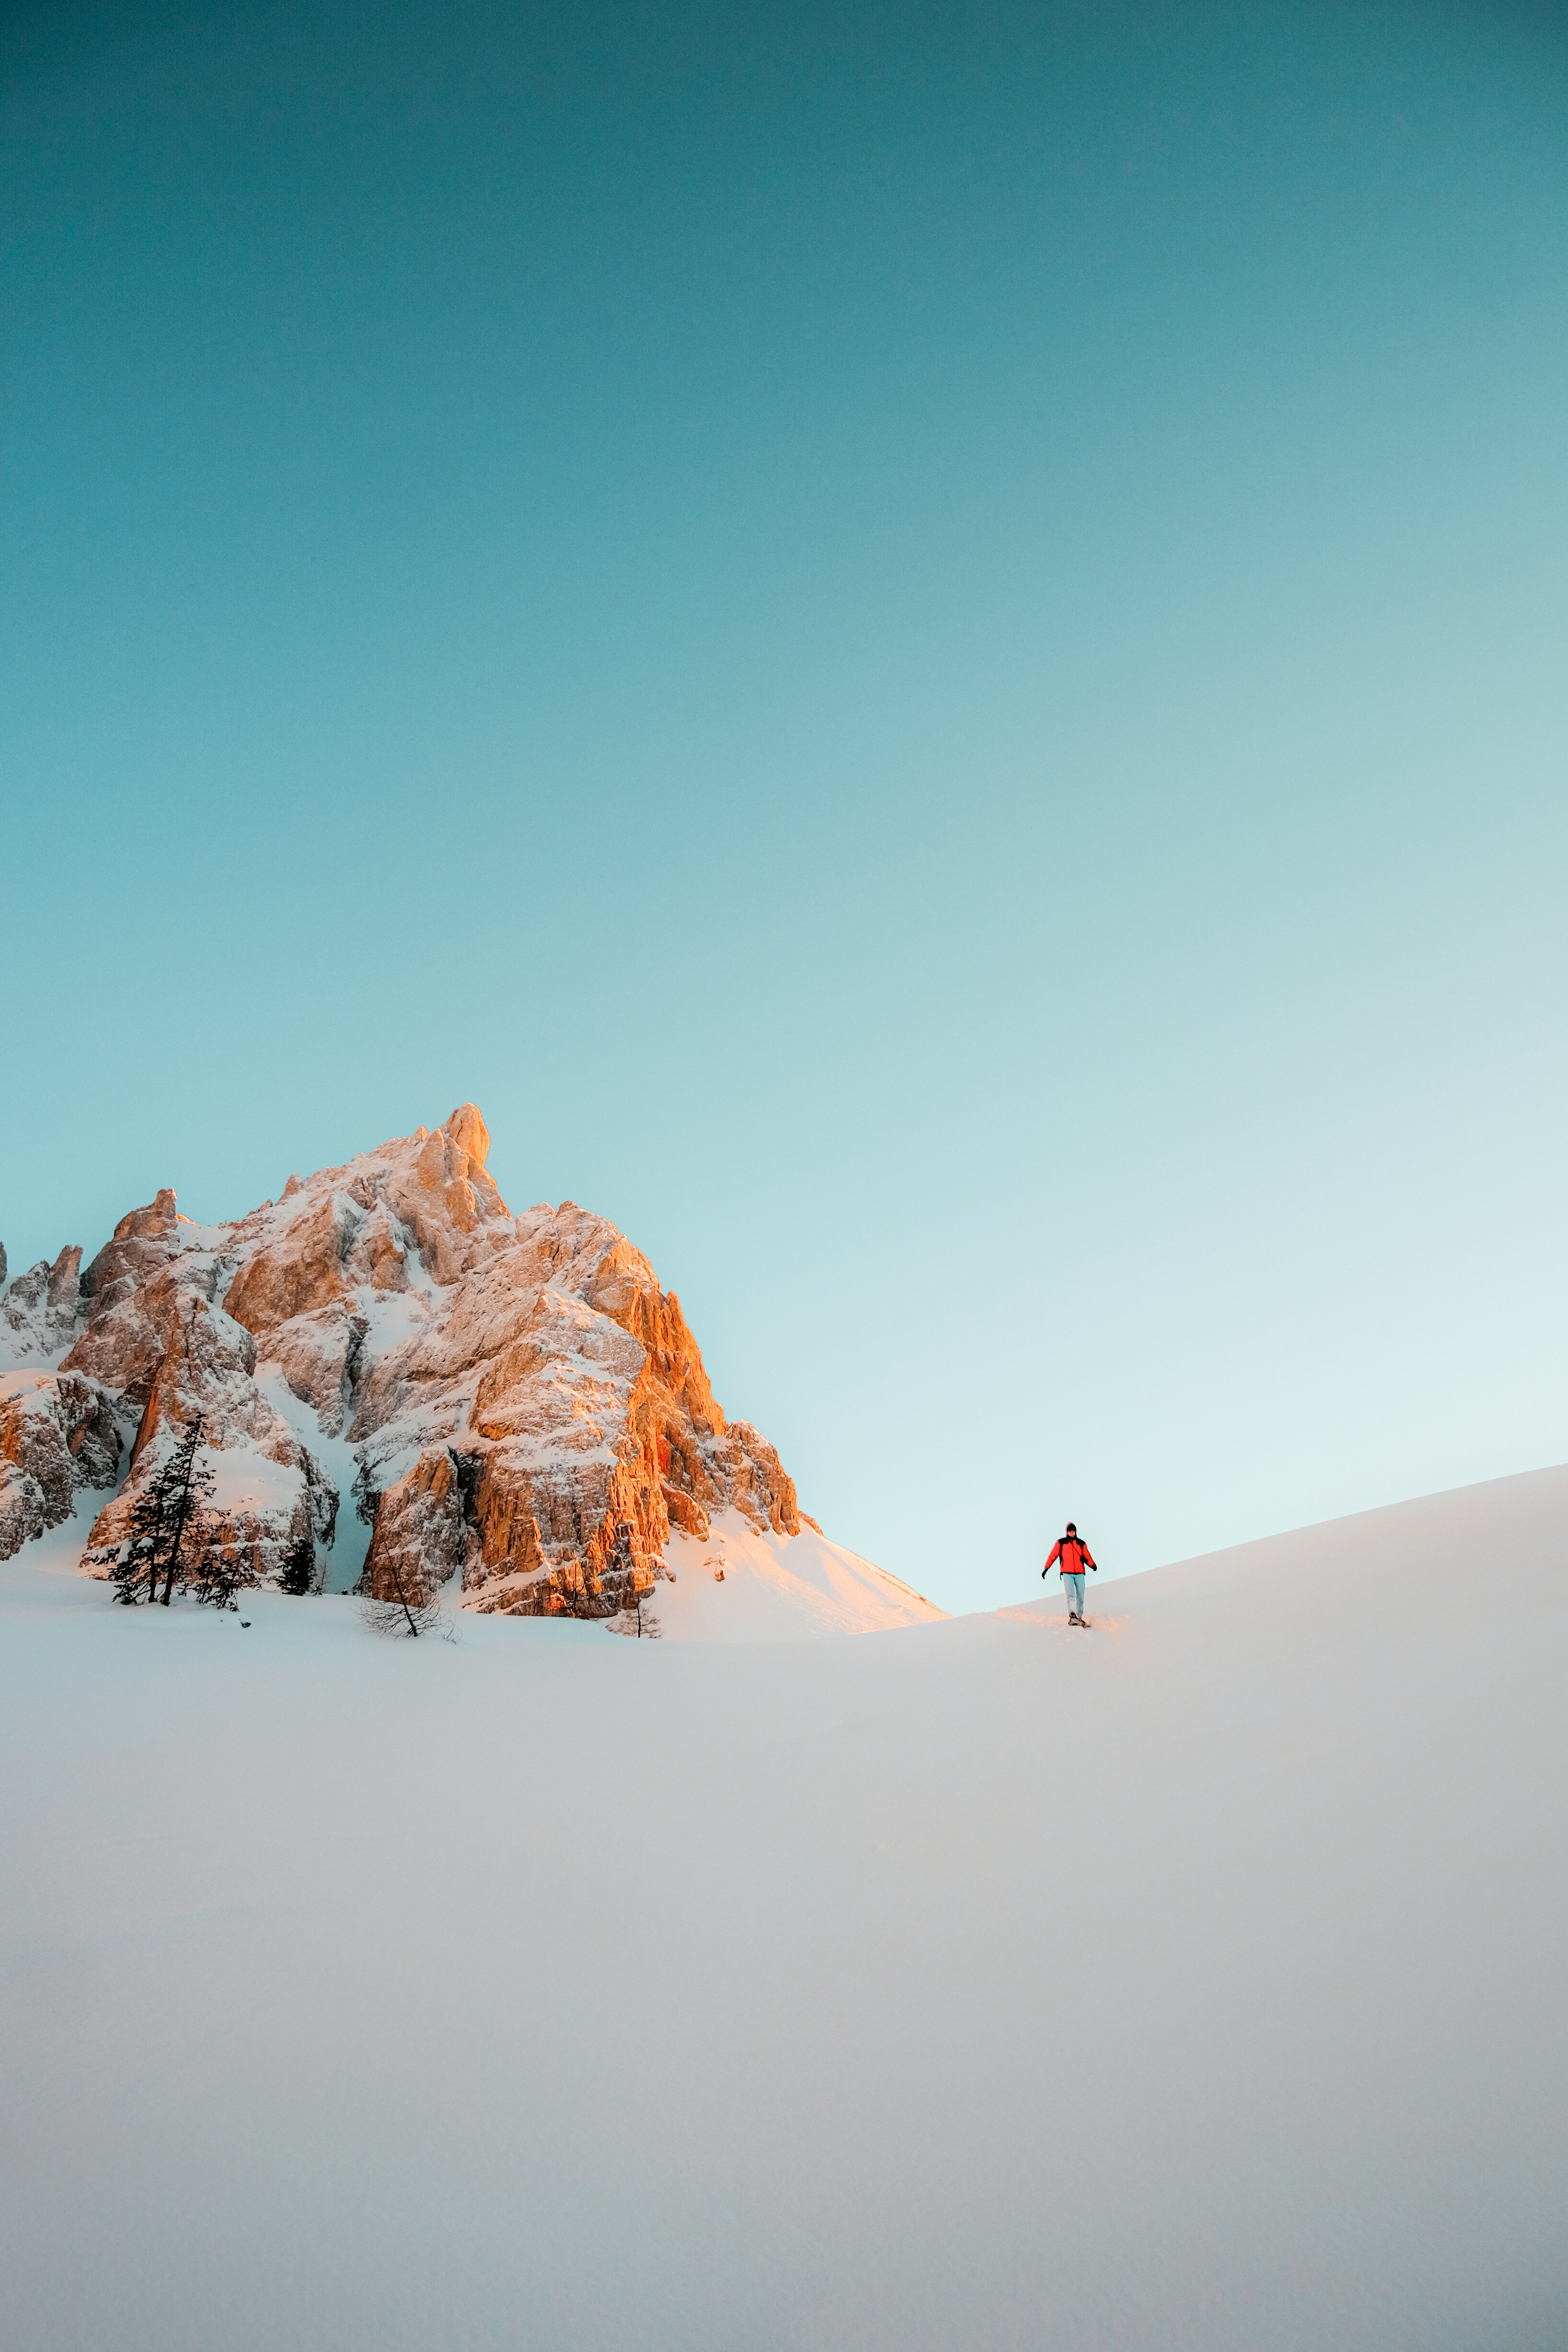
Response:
[0,1239,118,1558]
[1,1245,87,1365]
[0,1107,813,1611]
[0,1367,121,1559]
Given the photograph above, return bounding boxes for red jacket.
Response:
[1046,1536,1095,1577]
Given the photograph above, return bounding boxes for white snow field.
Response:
[655,1510,945,1638]
[3,1466,1565,2352]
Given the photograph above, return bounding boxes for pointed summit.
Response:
[445,1103,490,1166]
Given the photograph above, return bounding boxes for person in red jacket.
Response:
[1043,1522,1096,1626]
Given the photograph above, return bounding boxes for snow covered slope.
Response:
[2,1464,1565,2352]
[655,1508,943,1638]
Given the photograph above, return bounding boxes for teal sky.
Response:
[3,0,1565,1609]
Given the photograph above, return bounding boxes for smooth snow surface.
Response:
[652,1509,945,1638]
[3,1467,1566,2352]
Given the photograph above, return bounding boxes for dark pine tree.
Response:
[106,1515,159,1605]
[275,1532,316,1596]
[189,1531,261,1610]
[101,1416,216,1604]
[106,1459,171,1603]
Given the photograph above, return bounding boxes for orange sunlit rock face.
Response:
[350,1183,805,1616]
[2,1104,807,1611]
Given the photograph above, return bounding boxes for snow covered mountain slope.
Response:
[654,1509,942,1639]
[0,1106,927,1630]
[2,1463,1563,2352]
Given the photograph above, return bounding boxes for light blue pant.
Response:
[1063,1572,1085,1617]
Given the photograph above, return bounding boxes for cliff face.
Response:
[0,1243,120,1557]
[0,1367,121,1559]
[355,1191,805,1617]
[0,1107,808,1613]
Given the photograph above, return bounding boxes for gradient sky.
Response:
[3,0,1565,1610]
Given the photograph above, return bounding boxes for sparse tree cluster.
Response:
[98,1415,318,1609]
[101,1417,237,1607]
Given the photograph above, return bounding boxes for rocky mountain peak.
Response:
[110,1188,179,1243]
[444,1102,490,1165]
[0,1108,815,1618]
[1,1243,87,1366]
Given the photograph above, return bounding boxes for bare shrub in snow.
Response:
[360,1550,444,1639]
[608,1593,662,1638]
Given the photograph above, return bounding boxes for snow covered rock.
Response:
[350,1193,813,1617]
[0,1244,117,1558]
[0,1366,120,1559]
[79,1286,335,1589]
[4,1103,922,1629]
[65,1189,191,1404]
[38,1183,331,1588]
[0,1245,86,1370]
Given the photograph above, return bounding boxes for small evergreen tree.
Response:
[105,1524,157,1606]
[102,1416,217,1605]
[189,1534,260,1611]
[275,1532,316,1596]
[352,1461,381,1535]
[148,1417,217,1605]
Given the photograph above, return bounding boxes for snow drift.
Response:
[2,1462,1564,2351]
